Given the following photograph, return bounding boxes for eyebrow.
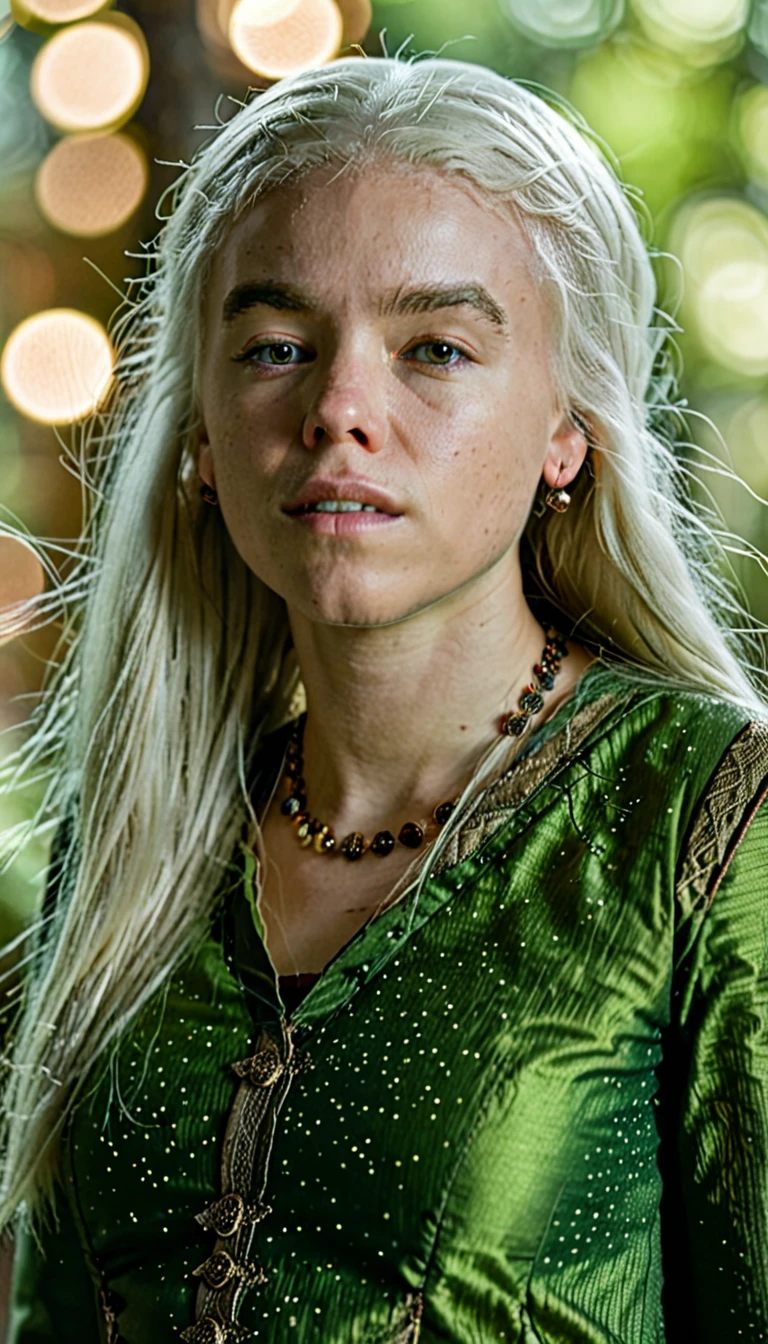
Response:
[221,279,509,331]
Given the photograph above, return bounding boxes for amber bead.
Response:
[340,831,366,860]
[434,801,454,826]
[371,830,395,856]
[313,826,334,854]
[398,822,424,848]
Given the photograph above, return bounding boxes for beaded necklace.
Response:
[280,626,569,861]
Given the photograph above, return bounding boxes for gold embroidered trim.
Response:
[431,690,624,875]
[676,717,768,914]
[181,1016,312,1342]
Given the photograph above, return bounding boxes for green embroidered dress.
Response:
[8,663,768,1342]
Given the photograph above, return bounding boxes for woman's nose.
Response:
[300,346,388,454]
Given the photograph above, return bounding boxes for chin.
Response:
[291,580,425,630]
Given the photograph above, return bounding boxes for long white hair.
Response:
[1,51,766,1230]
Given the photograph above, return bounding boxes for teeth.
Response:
[310,500,379,513]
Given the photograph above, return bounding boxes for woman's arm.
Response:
[7,1196,101,1343]
[664,723,768,1338]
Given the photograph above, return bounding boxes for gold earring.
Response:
[544,486,571,513]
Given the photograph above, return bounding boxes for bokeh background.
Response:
[1,0,768,996]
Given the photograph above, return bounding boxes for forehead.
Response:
[203,161,536,318]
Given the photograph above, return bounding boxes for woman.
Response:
[1,52,767,1344]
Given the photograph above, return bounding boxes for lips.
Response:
[282,478,403,517]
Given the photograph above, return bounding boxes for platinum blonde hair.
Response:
[1,52,766,1229]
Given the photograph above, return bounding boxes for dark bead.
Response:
[502,712,528,737]
[434,800,455,826]
[281,796,302,817]
[285,759,301,778]
[340,831,366,860]
[536,670,555,690]
[371,830,396,856]
[398,822,424,849]
[520,689,544,713]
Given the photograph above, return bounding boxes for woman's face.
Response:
[198,161,584,627]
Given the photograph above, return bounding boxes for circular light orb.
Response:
[228,0,343,79]
[719,395,768,495]
[336,0,371,45]
[30,14,149,133]
[735,85,768,189]
[569,37,733,216]
[35,132,147,237]
[0,539,45,639]
[670,198,768,378]
[500,0,624,48]
[1,309,114,424]
[748,0,768,58]
[11,0,111,29]
[629,0,748,65]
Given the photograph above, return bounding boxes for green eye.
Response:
[404,340,469,369]
[267,344,296,364]
[232,341,305,366]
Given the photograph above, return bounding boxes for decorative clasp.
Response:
[179,1312,251,1342]
[192,1249,268,1291]
[195,1192,272,1238]
[231,1040,284,1087]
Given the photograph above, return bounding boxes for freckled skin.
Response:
[198,162,586,630]
[196,162,592,976]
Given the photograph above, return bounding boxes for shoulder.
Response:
[567,667,762,797]
[581,675,766,885]
[673,712,768,920]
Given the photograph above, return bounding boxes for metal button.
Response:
[193,1250,236,1290]
[231,1041,284,1086]
[179,1316,226,1344]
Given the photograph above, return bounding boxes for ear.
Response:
[197,430,216,490]
[541,409,589,491]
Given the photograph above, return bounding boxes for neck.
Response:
[285,552,592,838]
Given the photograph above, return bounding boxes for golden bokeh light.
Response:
[670,198,768,377]
[11,0,112,29]
[30,14,149,133]
[0,539,45,648]
[336,0,371,45]
[228,0,344,78]
[1,309,114,424]
[35,132,148,237]
[629,0,748,65]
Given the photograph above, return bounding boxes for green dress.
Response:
[8,661,768,1343]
